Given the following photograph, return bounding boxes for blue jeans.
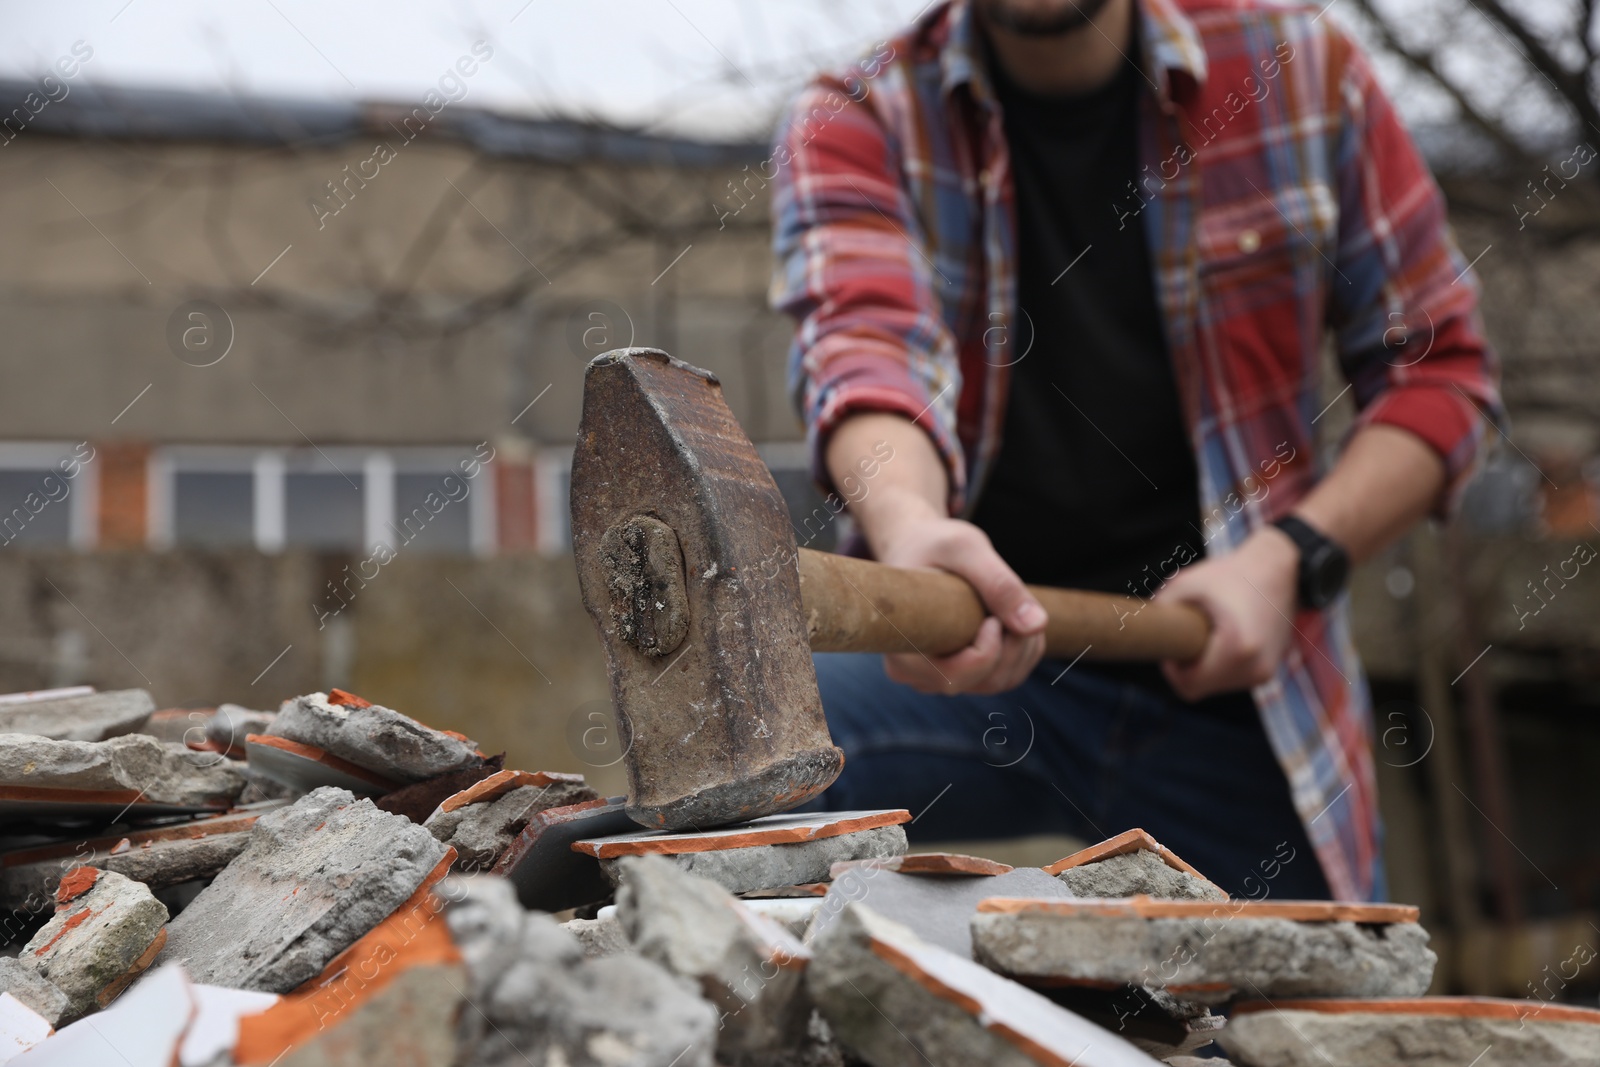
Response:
[806,652,1334,900]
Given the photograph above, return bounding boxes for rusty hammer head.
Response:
[570,348,842,831]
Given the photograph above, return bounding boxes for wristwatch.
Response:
[1271,515,1350,610]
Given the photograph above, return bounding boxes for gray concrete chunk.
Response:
[426,781,598,871]
[159,787,449,993]
[971,908,1436,1005]
[601,825,907,896]
[269,692,482,783]
[1057,850,1227,902]
[808,902,1164,1067]
[617,854,810,1062]
[562,915,631,958]
[0,689,154,742]
[0,957,70,1026]
[21,868,169,1021]
[0,732,247,806]
[443,874,718,1067]
[1219,1003,1600,1066]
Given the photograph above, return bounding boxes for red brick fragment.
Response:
[55,867,101,907]
[327,689,372,709]
[34,907,93,955]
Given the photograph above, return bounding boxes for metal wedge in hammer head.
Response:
[571,348,843,831]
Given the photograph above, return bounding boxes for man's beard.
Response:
[976,0,1115,35]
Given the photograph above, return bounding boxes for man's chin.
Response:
[977,0,1115,36]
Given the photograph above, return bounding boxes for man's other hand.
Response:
[1156,526,1300,701]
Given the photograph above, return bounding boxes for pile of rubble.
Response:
[0,686,1594,1066]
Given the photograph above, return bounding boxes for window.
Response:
[0,470,73,546]
[0,443,94,549]
[285,470,365,549]
[172,471,254,546]
[393,472,472,554]
[152,445,502,554]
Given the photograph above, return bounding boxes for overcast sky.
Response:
[2,0,933,139]
[0,0,1573,142]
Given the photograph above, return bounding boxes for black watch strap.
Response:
[1272,515,1350,610]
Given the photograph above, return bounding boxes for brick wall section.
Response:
[96,441,150,548]
[494,459,536,553]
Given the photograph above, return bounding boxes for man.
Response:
[770,0,1501,900]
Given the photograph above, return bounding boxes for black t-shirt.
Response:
[970,47,1250,714]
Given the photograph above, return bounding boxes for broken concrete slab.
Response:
[616,854,810,1062]
[159,787,450,993]
[562,915,631,958]
[268,690,483,784]
[0,806,279,912]
[580,810,911,896]
[22,868,169,1020]
[232,887,464,1067]
[425,772,599,872]
[493,796,637,913]
[808,902,1166,1067]
[245,735,402,797]
[1056,849,1228,903]
[0,992,53,1063]
[0,733,247,810]
[810,865,1072,960]
[831,852,1013,878]
[1219,997,1600,1066]
[0,689,153,743]
[0,960,68,1028]
[970,899,1436,1005]
[1046,829,1227,901]
[442,874,719,1067]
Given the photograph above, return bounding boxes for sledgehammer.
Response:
[571,349,1210,832]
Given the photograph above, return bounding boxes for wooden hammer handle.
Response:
[797,547,1210,662]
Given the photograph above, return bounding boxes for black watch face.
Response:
[1303,543,1350,608]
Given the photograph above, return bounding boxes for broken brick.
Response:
[22,868,169,1020]
[970,898,1436,1005]
[808,901,1165,1067]
[1046,830,1227,902]
[442,875,718,1067]
[158,787,450,993]
[425,774,599,872]
[232,890,464,1067]
[0,689,154,743]
[0,958,69,1027]
[0,733,247,810]
[268,692,483,784]
[1219,997,1600,1066]
[579,809,911,896]
[617,854,810,1062]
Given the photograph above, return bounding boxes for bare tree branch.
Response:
[1350,0,1540,170]
[1464,0,1600,140]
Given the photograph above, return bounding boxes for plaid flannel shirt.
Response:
[770,0,1503,900]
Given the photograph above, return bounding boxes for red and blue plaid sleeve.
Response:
[1323,28,1505,513]
[769,79,968,508]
